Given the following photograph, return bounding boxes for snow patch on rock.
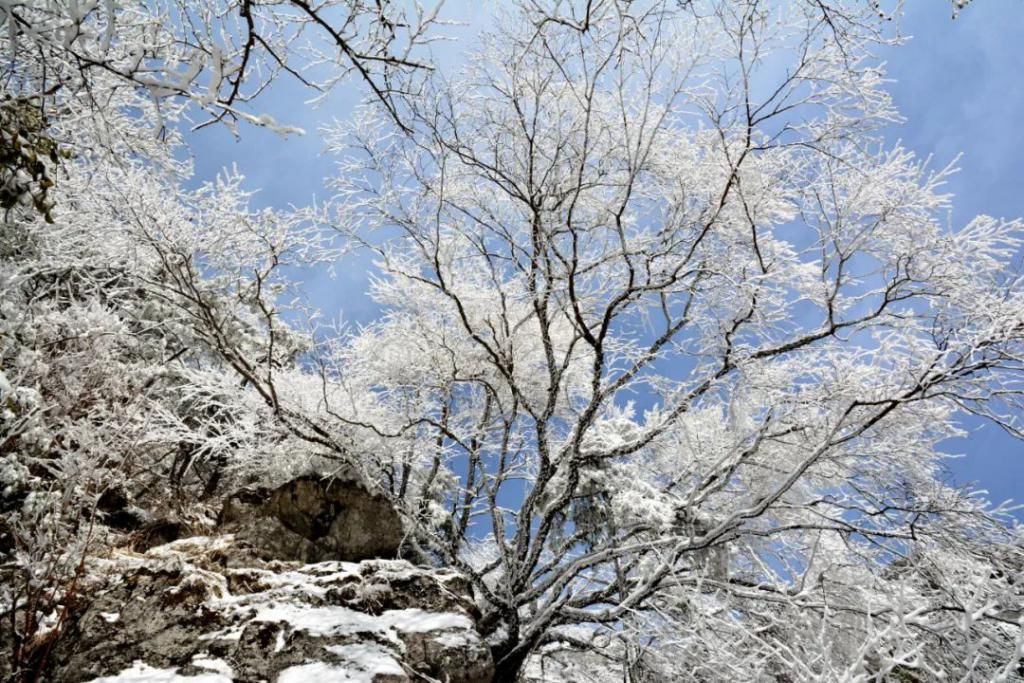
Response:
[87,661,230,683]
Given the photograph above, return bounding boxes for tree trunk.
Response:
[491,645,531,683]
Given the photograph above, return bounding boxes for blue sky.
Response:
[183,1,1024,517]
[878,2,1024,515]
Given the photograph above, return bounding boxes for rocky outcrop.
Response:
[218,473,405,563]
[51,534,494,683]
[26,476,492,682]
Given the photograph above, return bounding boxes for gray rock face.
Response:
[219,473,405,563]
[50,535,494,683]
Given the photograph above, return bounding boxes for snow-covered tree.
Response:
[314,1,1024,679]
[0,116,339,679]
[0,4,364,675]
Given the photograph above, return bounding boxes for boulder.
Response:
[219,473,404,563]
[50,535,494,683]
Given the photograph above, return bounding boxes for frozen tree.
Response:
[2,0,445,606]
[0,126,341,677]
[0,6,352,672]
[0,2,435,680]
[312,0,1024,679]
